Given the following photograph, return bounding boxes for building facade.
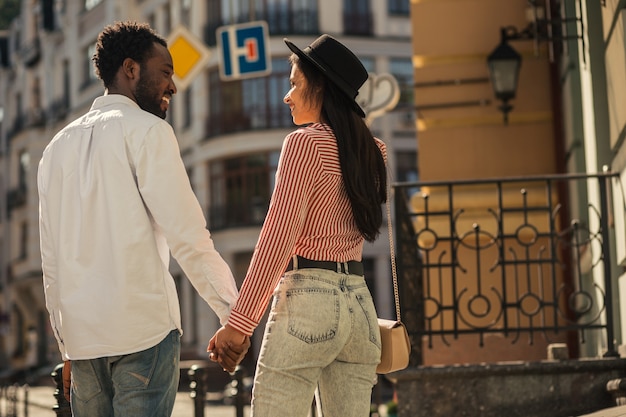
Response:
[408,0,626,366]
[0,0,416,377]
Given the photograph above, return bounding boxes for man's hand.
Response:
[62,360,71,402]
[208,325,250,373]
[217,336,251,372]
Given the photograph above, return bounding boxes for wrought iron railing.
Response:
[393,172,622,363]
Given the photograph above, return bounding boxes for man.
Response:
[38,21,248,417]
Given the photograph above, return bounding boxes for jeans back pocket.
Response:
[287,287,340,344]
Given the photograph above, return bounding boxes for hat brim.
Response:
[284,38,366,118]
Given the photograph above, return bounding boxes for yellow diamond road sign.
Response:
[167,25,211,91]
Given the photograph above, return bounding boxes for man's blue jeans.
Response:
[70,329,181,417]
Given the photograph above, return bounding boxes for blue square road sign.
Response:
[217,21,271,80]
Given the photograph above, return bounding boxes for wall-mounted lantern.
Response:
[487,28,522,125]
[486,0,584,124]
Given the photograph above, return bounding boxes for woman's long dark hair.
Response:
[290,54,387,242]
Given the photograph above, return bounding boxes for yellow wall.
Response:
[411,0,558,182]
[410,0,567,365]
[601,1,626,148]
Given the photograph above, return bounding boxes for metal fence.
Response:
[393,171,622,364]
[0,384,28,417]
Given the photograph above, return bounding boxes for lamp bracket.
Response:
[501,0,585,63]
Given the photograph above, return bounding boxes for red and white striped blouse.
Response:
[227,122,387,336]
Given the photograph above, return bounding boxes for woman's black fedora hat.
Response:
[284,34,368,117]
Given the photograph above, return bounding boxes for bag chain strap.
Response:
[386,183,401,322]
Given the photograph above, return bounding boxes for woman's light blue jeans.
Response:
[70,329,180,417]
[251,268,381,417]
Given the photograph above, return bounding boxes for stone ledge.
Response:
[390,358,626,417]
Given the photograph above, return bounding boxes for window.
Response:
[181,0,191,27]
[83,43,97,87]
[62,59,70,109]
[18,149,29,189]
[15,93,23,130]
[223,0,253,23]
[344,0,372,36]
[207,71,246,136]
[42,0,56,31]
[389,58,414,107]
[32,77,41,111]
[395,150,419,197]
[262,0,319,34]
[183,88,192,129]
[209,151,280,230]
[389,0,410,15]
[0,37,8,68]
[242,58,291,129]
[162,3,171,35]
[206,58,292,137]
[49,60,70,120]
[205,0,318,42]
[396,151,417,183]
[19,222,28,260]
[205,0,222,45]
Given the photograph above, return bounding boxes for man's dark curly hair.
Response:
[92,21,167,88]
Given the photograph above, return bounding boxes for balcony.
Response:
[25,108,45,127]
[6,108,46,140]
[209,199,269,231]
[19,38,40,68]
[47,96,70,122]
[203,8,319,46]
[205,106,291,138]
[7,115,24,140]
[205,111,251,138]
[391,172,626,417]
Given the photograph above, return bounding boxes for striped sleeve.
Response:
[227,130,320,335]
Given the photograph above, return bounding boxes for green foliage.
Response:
[0,0,21,30]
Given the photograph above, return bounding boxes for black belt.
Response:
[286,255,364,276]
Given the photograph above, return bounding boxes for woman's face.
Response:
[284,64,321,125]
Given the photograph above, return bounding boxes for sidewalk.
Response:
[578,405,626,417]
[19,384,250,417]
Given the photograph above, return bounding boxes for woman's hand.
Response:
[208,325,250,372]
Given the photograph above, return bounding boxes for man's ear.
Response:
[121,57,139,81]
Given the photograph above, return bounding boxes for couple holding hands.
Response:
[39,20,386,417]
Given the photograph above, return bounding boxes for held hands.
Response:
[208,324,250,373]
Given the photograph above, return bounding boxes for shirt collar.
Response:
[90,94,141,111]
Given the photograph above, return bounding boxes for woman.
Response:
[209,34,387,417]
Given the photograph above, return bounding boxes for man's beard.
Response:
[135,74,166,119]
